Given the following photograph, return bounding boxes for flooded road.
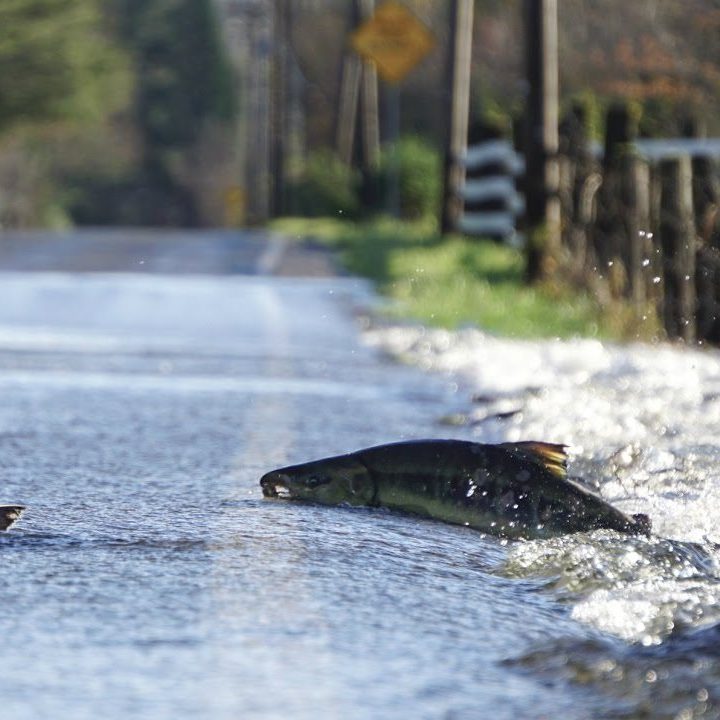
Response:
[367,324,720,719]
[1,229,719,719]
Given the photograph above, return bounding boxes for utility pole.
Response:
[284,1,306,216]
[523,0,560,281]
[243,1,272,224]
[440,0,474,235]
[271,0,289,216]
[358,0,380,171]
[336,0,380,172]
[337,3,363,166]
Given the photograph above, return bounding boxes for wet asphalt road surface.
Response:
[1,228,690,720]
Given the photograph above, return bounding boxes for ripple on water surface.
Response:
[367,323,720,717]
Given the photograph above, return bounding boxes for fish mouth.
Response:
[260,473,296,500]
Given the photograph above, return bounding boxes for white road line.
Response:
[255,233,287,275]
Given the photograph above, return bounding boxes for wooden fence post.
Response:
[684,116,720,343]
[523,0,560,281]
[619,155,652,307]
[593,103,635,295]
[681,116,720,242]
[558,102,600,278]
[440,0,474,235]
[696,245,720,343]
[659,156,696,343]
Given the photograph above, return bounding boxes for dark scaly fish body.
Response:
[260,440,650,540]
[0,505,25,531]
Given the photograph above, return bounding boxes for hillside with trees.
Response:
[0,0,236,228]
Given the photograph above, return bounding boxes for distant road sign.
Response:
[350,1,435,85]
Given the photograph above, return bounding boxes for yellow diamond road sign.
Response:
[350,1,435,85]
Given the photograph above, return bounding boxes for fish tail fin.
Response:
[498,441,568,479]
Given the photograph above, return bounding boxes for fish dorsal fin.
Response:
[497,441,568,479]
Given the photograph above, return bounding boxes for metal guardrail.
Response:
[591,138,720,160]
[464,139,525,173]
[459,139,524,241]
[458,137,720,242]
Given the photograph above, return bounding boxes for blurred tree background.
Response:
[272,0,720,225]
[2,0,720,229]
[0,0,132,227]
[0,0,236,228]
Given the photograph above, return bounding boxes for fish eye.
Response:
[349,475,364,494]
[306,475,330,488]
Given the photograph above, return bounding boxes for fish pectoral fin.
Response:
[498,441,568,479]
[631,513,652,536]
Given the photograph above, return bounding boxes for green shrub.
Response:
[270,216,605,339]
[289,149,360,218]
[365,135,441,220]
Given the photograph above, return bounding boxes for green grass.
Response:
[271,216,606,339]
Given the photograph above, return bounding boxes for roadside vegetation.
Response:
[275,134,654,342]
[271,216,618,340]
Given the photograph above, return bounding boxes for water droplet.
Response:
[645,670,657,683]
[608,261,614,267]
[653,276,661,284]
[642,259,650,267]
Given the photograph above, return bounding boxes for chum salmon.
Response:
[260,440,650,540]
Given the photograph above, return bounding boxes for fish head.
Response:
[0,504,25,531]
[563,505,652,536]
[260,455,374,506]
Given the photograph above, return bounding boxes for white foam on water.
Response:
[364,323,720,643]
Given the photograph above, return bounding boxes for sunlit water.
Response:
[365,322,720,719]
[1,272,719,718]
